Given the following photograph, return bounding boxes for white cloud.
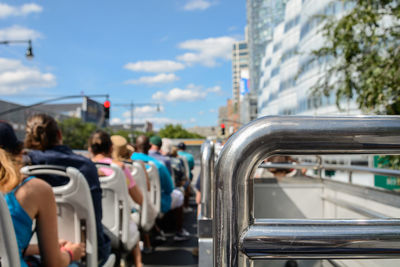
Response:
[207,85,222,94]
[209,108,216,113]
[183,0,212,11]
[0,58,56,94]
[111,118,122,125]
[0,25,42,40]
[152,87,207,102]
[124,60,185,73]
[0,3,42,19]
[124,73,179,85]
[198,110,204,115]
[177,36,237,67]
[152,84,222,102]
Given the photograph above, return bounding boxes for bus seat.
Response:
[179,155,190,181]
[95,163,139,252]
[130,161,158,231]
[0,192,20,267]
[146,161,161,216]
[20,165,108,267]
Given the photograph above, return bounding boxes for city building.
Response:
[246,0,287,94]
[232,39,249,108]
[257,0,360,117]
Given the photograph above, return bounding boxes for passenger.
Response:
[88,130,143,267]
[131,135,189,241]
[23,114,111,266]
[267,156,297,178]
[110,135,135,163]
[176,142,195,212]
[148,135,173,175]
[0,121,84,267]
[111,135,150,195]
[88,131,143,205]
[162,140,187,187]
[177,142,195,180]
[111,134,153,254]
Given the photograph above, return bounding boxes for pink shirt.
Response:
[97,157,136,189]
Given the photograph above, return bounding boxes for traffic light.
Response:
[103,100,110,120]
[221,123,225,136]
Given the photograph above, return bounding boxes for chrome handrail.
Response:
[259,162,400,178]
[213,116,400,266]
[200,140,215,219]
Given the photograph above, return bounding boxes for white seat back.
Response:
[0,192,20,267]
[146,161,161,215]
[95,163,139,251]
[131,161,158,231]
[20,165,98,267]
[179,155,190,181]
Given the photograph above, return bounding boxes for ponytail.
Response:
[25,114,59,151]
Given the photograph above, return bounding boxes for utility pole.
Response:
[115,102,160,143]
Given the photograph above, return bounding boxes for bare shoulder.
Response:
[15,177,55,219]
[20,178,54,201]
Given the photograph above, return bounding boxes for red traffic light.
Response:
[104,100,111,108]
[221,123,225,129]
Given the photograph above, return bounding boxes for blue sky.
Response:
[0,0,246,129]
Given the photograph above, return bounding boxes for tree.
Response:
[158,124,204,139]
[58,118,97,149]
[310,0,400,115]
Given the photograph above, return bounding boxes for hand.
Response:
[59,239,67,248]
[63,241,86,261]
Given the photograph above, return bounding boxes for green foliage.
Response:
[158,124,204,139]
[310,0,400,115]
[58,118,97,149]
[377,155,400,170]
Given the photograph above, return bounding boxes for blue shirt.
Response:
[28,145,111,263]
[131,152,174,213]
[5,176,35,267]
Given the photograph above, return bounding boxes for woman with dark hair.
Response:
[88,130,143,267]
[24,114,111,266]
[0,121,84,267]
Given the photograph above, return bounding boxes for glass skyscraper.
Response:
[246,0,287,94]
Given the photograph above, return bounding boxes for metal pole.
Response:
[213,116,400,267]
[200,140,215,219]
[131,101,134,143]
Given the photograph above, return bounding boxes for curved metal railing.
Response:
[200,140,215,219]
[213,116,400,267]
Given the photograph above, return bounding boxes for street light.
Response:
[115,102,160,143]
[0,39,34,59]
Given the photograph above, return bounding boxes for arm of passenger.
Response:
[122,165,144,205]
[129,186,143,206]
[34,179,84,267]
